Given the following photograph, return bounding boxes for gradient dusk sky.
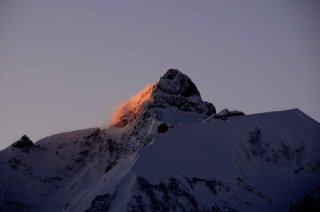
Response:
[1,0,319,150]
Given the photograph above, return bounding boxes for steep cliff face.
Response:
[1,70,319,212]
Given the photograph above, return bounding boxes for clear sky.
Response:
[1,0,319,150]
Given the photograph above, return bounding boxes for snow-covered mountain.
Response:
[1,69,319,212]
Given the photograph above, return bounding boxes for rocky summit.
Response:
[113,69,215,128]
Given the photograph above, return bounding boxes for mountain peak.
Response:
[157,69,200,97]
[112,69,215,128]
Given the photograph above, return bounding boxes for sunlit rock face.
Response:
[111,69,216,128]
[111,85,156,128]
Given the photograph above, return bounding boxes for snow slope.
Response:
[129,109,320,211]
[0,69,319,212]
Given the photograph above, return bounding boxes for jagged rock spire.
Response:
[157,69,201,97]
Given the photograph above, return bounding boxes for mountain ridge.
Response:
[1,69,319,212]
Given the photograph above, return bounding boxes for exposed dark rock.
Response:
[236,177,269,201]
[158,69,200,97]
[106,138,119,153]
[12,135,34,150]
[188,177,230,195]
[105,161,116,173]
[248,127,262,147]
[158,123,169,133]
[293,162,319,174]
[39,176,63,183]
[290,188,320,212]
[8,157,22,169]
[84,128,101,139]
[247,127,304,167]
[212,109,245,121]
[127,174,278,211]
[127,195,146,212]
[129,176,199,211]
[68,182,78,192]
[85,193,112,212]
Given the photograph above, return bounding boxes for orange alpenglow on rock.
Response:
[111,84,156,127]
